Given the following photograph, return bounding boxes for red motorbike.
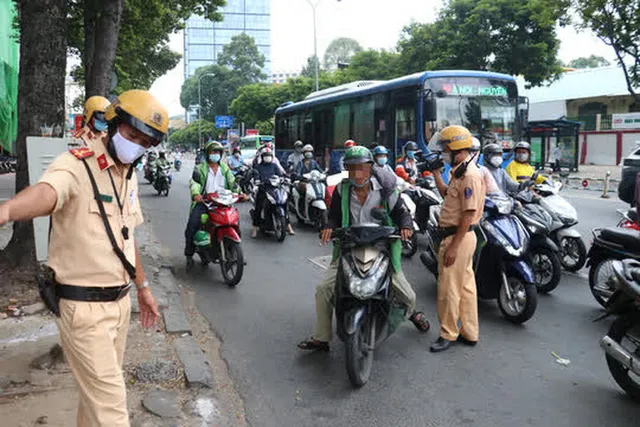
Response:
[194,191,245,287]
[617,208,640,231]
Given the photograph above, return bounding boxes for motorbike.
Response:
[598,259,640,402]
[174,158,182,171]
[153,163,171,196]
[289,170,328,230]
[514,190,562,293]
[586,227,640,307]
[236,166,256,202]
[331,218,407,387]
[421,194,538,324]
[534,176,586,272]
[193,191,244,286]
[398,175,442,258]
[250,175,291,242]
[144,162,156,184]
[617,208,640,231]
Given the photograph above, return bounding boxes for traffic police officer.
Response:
[429,125,486,353]
[0,89,168,426]
[75,95,111,142]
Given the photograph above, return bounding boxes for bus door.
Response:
[392,91,417,160]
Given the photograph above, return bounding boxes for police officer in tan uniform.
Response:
[0,90,168,426]
[74,95,111,142]
[429,125,486,353]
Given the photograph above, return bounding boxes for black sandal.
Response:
[297,338,330,352]
[409,312,430,333]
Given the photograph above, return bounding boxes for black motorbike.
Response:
[587,227,640,307]
[174,158,182,171]
[250,175,290,242]
[400,175,442,258]
[598,259,640,402]
[153,163,171,196]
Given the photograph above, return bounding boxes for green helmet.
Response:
[205,141,224,153]
[343,146,374,165]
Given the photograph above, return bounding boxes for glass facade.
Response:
[184,0,271,81]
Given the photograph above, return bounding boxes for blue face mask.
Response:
[349,177,371,188]
[209,153,221,163]
[407,151,416,159]
[376,157,388,166]
[93,119,108,131]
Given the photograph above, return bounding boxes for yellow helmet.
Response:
[83,96,110,123]
[105,90,168,145]
[437,125,473,151]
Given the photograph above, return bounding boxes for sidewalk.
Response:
[0,203,247,426]
[561,165,621,193]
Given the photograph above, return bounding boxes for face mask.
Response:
[304,152,313,159]
[407,151,416,160]
[349,177,370,188]
[112,131,146,164]
[234,153,241,158]
[263,156,273,163]
[93,119,108,132]
[489,156,503,168]
[516,153,529,163]
[209,153,221,163]
[442,152,453,166]
[376,156,388,166]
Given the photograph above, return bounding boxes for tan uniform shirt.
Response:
[438,160,486,227]
[39,135,144,287]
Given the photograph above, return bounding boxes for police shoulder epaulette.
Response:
[69,147,95,160]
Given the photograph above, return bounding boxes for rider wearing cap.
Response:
[297,146,430,352]
[506,141,546,184]
[185,141,237,268]
[395,141,420,183]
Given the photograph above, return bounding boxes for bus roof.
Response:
[275,70,516,114]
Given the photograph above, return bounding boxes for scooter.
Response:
[331,217,406,387]
[193,191,244,286]
[289,170,328,230]
[398,175,442,258]
[421,194,538,324]
[617,208,640,231]
[153,163,171,196]
[174,158,182,171]
[250,175,291,242]
[535,176,586,272]
[144,163,156,184]
[598,259,640,402]
[586,227,640,307]
[514,190,562,293]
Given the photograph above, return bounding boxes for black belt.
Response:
[56,283,131,302]
[437,225,476,240]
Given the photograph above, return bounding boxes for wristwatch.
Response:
[137,279,150,291]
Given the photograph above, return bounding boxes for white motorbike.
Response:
[535,176,586,272]
[398,175,442,258]
[290,170,328,229]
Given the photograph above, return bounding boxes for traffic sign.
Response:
[582,179,588,188]
[215,115,234,128]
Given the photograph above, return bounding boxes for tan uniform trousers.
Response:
[313,264,416,342]
[56,295,131,427]
[437,233,479,341]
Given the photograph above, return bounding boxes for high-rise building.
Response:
[183,0,271,80]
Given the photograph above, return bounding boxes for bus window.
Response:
[353,96,375,144]
[333,103,350,148]
[395,104,416,155]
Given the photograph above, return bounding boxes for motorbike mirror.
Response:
[371,207,387,222]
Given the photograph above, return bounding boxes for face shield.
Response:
[427,132,445,153]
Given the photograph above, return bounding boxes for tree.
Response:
[180,65,237,121]
[255,119,274,135]
[3,0,68,265]
[576,0,640,98]
[568,55,611,68]
[168,119,218,149]
[323,37,362,69]
[343,49,402,81]
[300,55,319,78]
[229,83,291,127]
[217,33,266,84]
[397,0,570,86]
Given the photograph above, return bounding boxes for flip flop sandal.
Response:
[409,312,430,333]
[297,338,330,352]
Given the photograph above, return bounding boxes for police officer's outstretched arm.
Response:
[0,182,58,226]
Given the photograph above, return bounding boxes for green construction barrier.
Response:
[0,0,19,153]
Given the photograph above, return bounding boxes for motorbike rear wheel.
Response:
[605,313,640,402]
[220,239,244,287]
[401,232,419,258]
[559,236,587,272]
[589,257,618,307]
[345,316,375,387]
[498,276,538,324]
[530,247,562,293]
[274,214,287,242]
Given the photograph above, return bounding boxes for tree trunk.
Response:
[83,0,97,90]
[3,0,67,266]
[84,0,123,97]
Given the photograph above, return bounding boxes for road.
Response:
[141,162,638,427]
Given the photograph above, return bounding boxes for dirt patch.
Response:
[0,254,39,309]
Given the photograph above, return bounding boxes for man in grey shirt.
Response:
[483,143,520,195]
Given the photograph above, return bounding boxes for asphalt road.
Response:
[140,162,639,427]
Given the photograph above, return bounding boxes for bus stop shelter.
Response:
[526,119,581,172]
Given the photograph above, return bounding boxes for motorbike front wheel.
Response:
[605,313,640,402]
[345,316,375,387]
[588,257,618,307]
[530,247,562,293]
[559,236,587,272]
[401,232,419,258]
[220,239,244,287]
[274,214,287,242]
[498,276,538,324]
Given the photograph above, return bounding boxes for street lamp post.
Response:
[198,73,216,147]
[305,0,341,93]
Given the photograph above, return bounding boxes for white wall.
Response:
[529,101,566,121]
[584,133,616,165]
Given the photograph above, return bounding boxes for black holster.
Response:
[35,264,60,317]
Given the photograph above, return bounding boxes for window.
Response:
[352,96,375,144]
[188,60,214,76]
[246,29,270,45]
[333,103,351,148]
[189,45,214,60]
[395,103,416,153]
[189,28,212,43]
[217,13,245,29]
[245,14,270,30]
[222,0,244,13]
[258,45,271,59]
[214,29,242,44]
[276,113,298,150]
[578,102,607,116]
[188,17,213,29]
[246,0,270,14]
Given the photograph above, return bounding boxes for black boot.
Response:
[430,337,454,353]
[186,256,194,270]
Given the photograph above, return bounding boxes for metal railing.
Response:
[567,115,613,131]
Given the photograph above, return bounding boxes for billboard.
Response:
[612,113,640,130]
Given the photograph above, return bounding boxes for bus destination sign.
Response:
[441,83,508,97]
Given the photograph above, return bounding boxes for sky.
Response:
[150,0,619,117]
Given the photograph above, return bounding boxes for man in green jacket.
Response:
[185,141,236,268]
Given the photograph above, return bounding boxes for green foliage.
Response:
[229,83,290,126]
[323,37,363,69]
[300,55,319,78]
[575,0,640,95]
[180,65,237,120]
[343,49,402,81]
[217,33,266,84]
[255,119,274,135]
[567,55,611,68]
[168,119,218,148]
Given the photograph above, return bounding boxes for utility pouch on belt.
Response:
[436,225,476,241]
[35,263,60,317]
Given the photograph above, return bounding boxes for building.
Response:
[519,66,640,165]
[183,0,271,80]
[268,71,299,85]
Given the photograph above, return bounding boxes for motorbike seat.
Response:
[600,227,640,250]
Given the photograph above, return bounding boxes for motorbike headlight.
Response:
[342,257,389,299]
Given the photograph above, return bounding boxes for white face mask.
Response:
[263,156,273,163]
[304,152,313,159]
[516,152,529,163]
[489,156,503,168]
[112,131,146,164]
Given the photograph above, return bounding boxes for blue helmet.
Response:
[372,145,388,156]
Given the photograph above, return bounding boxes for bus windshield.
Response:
[425,77,518,147]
